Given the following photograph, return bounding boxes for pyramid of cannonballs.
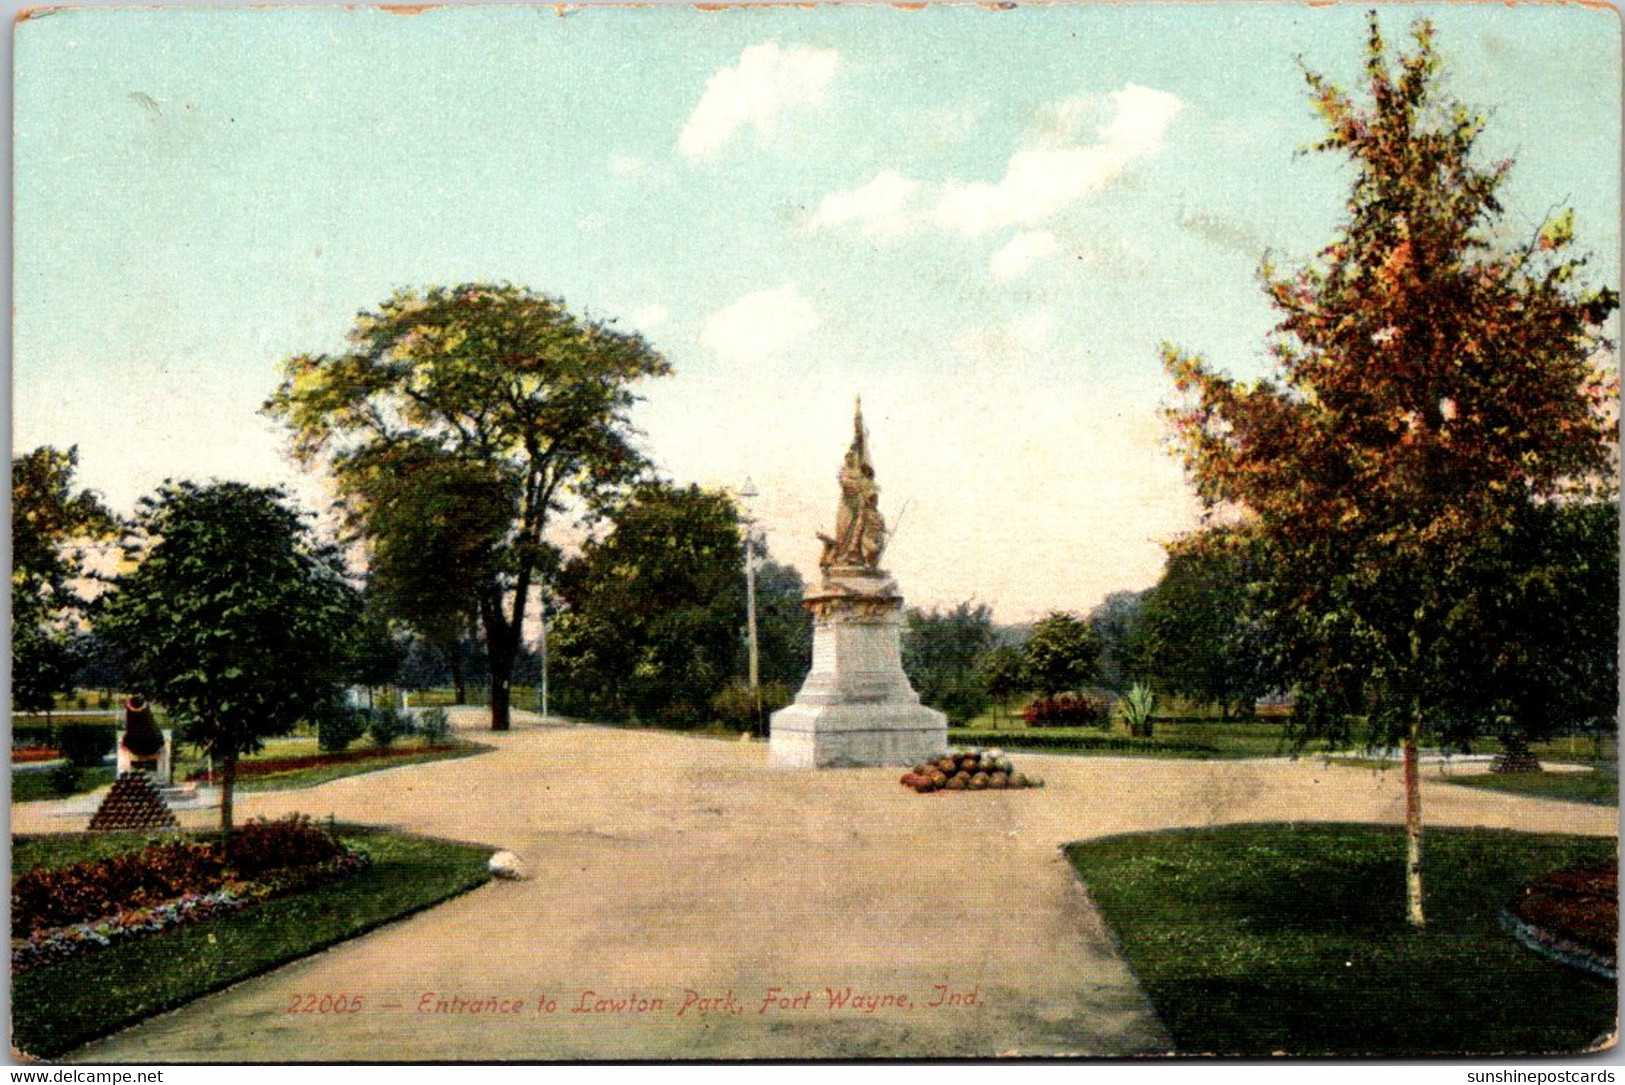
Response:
[88,772,179,832]
[898,748,1045,794]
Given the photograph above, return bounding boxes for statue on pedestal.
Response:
[770,397,946,768]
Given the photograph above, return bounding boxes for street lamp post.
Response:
[740,477,762,738]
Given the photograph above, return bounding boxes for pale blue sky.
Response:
[14,3,1621,620]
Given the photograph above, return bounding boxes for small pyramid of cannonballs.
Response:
[898,748,1046,794]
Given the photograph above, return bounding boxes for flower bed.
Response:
[1022,693,1110,727]
[183,742,464,781]
[12,748,62,763]
[1503,862,1618,979]
[11,815,371,974]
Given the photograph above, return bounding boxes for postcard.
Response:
[10,0,1621,1064]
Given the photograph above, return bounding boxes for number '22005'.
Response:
[288,994,364,1013]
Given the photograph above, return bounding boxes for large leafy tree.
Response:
[11,447,116,716]
[98,482,361,832]
[354,447,513,704]
[1085,589,1150,693]
[1163,17,1617,926]
[1024,612,1102,698]
[1136,530,1272,718]
[977,644,1028,726]
[1425,499,1618,752]
[550,483,745,725]
[753,557,813,687]
[266,283,670,730]
[902,601,996,726]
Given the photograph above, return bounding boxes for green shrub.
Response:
[12,723,58,751]
[417,707,450,743]
[366,707,410,748]
[317,709,367,753]
[709,682,793,730]
[46,762,82,795]
[58,725,116,768]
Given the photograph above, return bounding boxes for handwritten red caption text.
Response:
[284,986,981,1017]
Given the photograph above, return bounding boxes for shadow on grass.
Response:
[1066,823,1617,1056]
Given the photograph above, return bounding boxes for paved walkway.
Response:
[18,713,1617,1062]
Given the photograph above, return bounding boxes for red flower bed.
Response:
[12,749,62,763]
[1513,863,1618,963]
[184,743,462,781]
[12,814,358,938]
[1022,693,1110,728]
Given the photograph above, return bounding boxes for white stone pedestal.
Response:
[770,571,947,768]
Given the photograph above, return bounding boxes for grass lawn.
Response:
[12,826,495,1059]
[404,687,541,709]
[11,766,115,803]
[1445,771,1618,807]
[174,736,492,793]
[1065,823,1617,1056]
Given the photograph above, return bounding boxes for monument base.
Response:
[769,570,948,769]
[769,702,947,768]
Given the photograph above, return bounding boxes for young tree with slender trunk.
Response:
[266,284,671,730]
[98,482,360,834]
[1163,16,1617,927]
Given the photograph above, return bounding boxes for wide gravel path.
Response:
[20,713,1615,1062]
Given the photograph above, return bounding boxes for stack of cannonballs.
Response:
[899,748,1045,794]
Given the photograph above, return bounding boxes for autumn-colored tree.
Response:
[1163,17,1617,926]
[266,284,670,730]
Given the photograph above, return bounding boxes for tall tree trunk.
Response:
[1403,718,1425,928]
[220,749,238,837]
[450,651,466,706]
[484,623,515,732]
[491,672,512,732]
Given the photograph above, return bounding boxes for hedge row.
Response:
[946,730,1220,755]
[10,725,117,767]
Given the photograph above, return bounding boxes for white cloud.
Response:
[933,85,1181,236]
[804,170,919,236]
[805,83,1183,242]
[699,285,820,365]
[989,230,1059,281]
[679,43,839,158]
[1100,83,1185,158]
[950,307,1055,360]
[631,304,668,331]
[608,153,644,177]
